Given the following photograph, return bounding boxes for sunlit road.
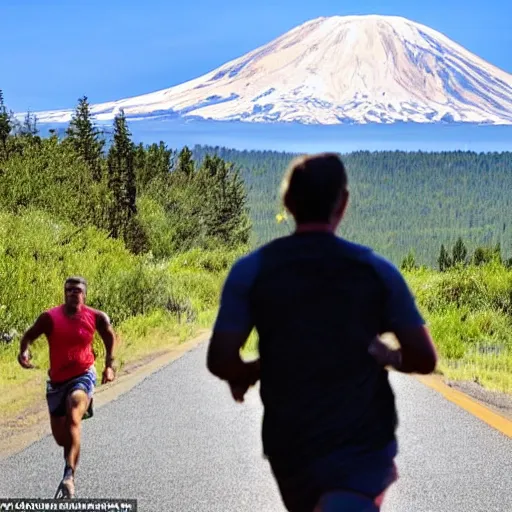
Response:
[1,342,511,511]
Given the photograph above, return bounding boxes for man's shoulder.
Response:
[30,309,57,336]
[227,248,263,282]
[83,306,111,325]
[362,250,402,281]
[334,237,385,265]
[335,238,402,279]
[43,306,62,325]
[233,246,263,264]
[45,305,62,315]
[336,237,388,260]
[334,237,374,257]
[232,237,297,276]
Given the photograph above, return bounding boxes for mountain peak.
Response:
[33,15,512,125]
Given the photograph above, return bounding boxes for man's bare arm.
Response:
[392,325,437,374]
[207,329,257,382]
[95,312,116,367]
[207,252,260,401]
[369,326,438,375]
[18,313,52,368]
[207,330,260,403]
[369,257,438,375]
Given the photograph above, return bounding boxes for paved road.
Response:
[1,342,511,511]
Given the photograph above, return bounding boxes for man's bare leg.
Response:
[61,390,90,497]
[50,415,68,448]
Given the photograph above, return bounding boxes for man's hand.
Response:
[17,350,35,369]
[229,381,251,403]
[368,337,402,370]
[228,359,260,403]
[101,367,115,384]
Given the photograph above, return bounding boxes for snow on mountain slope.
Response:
[33,15,512,125]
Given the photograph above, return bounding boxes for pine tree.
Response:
[0,90,12,158]
[438,244,452,272]
[175,146,194,177]
[147,142,172,181]
[133,142,147,191]
[66,96,104,182]
[197,154,251,247]
[134,141,174,194]
[472,247,488,266]
[107,109,136,240]
[19,110,39,138]
[107,111,148,253]
[494,242,502,263]
[400,250,417,271]
[452,237,467,266]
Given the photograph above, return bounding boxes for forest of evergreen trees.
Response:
[0,94,250,260]
[192,145,512,268]
[2,89,511,273]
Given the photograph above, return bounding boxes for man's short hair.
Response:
[280,152,348,224]
[65,276,87,292]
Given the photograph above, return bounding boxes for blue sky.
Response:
[1,0,511,112]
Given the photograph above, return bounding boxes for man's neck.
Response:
[63,304,82,316]
[295,223,335,234]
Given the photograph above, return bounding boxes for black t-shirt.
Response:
[213,233,425,467]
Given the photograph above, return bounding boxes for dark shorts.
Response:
[46,367,97,419]
[269,441,398,512]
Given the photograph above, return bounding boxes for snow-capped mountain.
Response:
[33,15,512,125]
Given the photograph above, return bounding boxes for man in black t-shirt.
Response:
[207,153,438,512]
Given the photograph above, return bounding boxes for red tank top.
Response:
[47,305,96,383]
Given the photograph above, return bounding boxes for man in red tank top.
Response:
[17,276,117,499]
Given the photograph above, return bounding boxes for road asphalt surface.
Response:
[1,341,511,511]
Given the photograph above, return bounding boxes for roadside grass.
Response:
[0,242,245,421]
[405,262,512,394]
[2,242,512,426]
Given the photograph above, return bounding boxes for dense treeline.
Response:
[194,144,512,391]
[192,145,512,268]
[0,95,250,259]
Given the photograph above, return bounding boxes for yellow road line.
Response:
[415,374,512,439]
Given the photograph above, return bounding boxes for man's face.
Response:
[64,282,86,307]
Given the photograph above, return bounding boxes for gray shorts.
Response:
[46,367,97,418]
